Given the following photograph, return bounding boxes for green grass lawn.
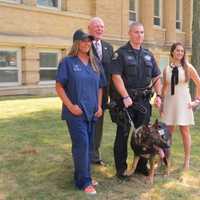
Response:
[0,96,200,200]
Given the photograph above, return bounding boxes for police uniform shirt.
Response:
[110,42,160,89]
[56,56,107,121]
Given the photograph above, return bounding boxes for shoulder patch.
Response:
[112,52,119,60]
[144,55,151,61]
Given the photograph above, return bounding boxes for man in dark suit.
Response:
[88,17,113,165]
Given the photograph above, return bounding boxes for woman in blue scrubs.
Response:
[56,29,106,194]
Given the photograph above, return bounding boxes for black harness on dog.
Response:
[125,108,171,159]
[130,124,170,158]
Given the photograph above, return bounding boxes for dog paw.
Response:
[145,176,154,184]
[125,170,133,177]
[163,170,169,177]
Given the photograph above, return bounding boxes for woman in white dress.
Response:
[161,42,200,170]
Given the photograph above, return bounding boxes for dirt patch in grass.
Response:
[19,146,39,155]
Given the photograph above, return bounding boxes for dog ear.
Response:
[153,119,158,128]
[143,125,149,132]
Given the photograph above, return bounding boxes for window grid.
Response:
[176,0,182,30]
[153,0,162,27]
[129,0,138,22]
[39,50,60,83]
[37,0,61,10]
[0,48,21,86]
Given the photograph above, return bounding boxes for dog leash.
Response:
[123,108,136,136]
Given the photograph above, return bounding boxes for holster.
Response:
[128,88,154,101]
[108,99,130,132]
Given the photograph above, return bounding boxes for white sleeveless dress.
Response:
[162,65,194,125]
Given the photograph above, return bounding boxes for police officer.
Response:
[56,29,106,194]
[109,22,162,179]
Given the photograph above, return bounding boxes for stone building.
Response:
[0,0,193,95]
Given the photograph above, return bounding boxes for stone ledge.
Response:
[0,84,56,96]
[0,33,71,48]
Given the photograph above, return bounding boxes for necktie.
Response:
[95,41,102,60]
[171,66,179,95]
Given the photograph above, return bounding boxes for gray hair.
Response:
[88,17,104,27]
[129,21,144,31]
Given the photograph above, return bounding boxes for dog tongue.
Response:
[158,148,165,159]
[153,145,165,159]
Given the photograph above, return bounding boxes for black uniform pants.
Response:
[114,100,151,175]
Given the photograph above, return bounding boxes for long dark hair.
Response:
[170,42,189,81]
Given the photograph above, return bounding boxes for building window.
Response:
[0,0,21,3]
[0,48,21,85]
[39,51,60,82]
[154,0,162,27]
[129,0,138,22]
[176,0,182,30]
[37,0,61,9]
[159,55,169,75]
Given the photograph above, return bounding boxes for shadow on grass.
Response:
[0,109,78,198]
[0,108,200,200]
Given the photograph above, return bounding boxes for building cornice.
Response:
[0,2,91,19]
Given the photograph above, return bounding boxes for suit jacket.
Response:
[92,40,113,109]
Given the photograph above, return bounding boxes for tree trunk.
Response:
[191,0,200,96]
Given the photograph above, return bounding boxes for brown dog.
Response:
[126,120,171,184]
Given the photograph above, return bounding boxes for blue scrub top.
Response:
[56,56,106,121]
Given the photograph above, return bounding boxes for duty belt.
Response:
[128,88,153,99]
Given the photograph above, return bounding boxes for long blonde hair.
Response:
[68,40,99,73]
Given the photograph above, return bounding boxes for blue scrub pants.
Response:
[66,117,94,190]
